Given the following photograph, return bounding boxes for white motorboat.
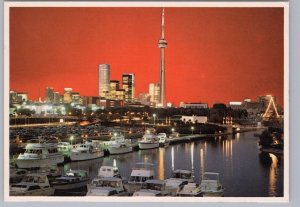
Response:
[133,180,170,196]
[70,140,104,161]
[107,134,133,155]
[176,182,202,197]
[169,132,179,139]
[157,133,170,147]
[98,166,121,178]
[170,169,194,182]
[16,140,64,169]
[10,173,55,196]
[87,177,128,196]
[126,163,155,194]
[165,169,193,195]
[199,172,224,197]
[57,142,72,157]
[138,130,159,150]
[51,170,90,190]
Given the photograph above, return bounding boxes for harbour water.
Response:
[61,130,283,197]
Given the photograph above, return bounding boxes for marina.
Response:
[9,129,284,197]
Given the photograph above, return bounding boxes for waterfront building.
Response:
[243,101,261,117]
[158,9,167,107]
[9,91,28,104]
[181,103,208,109]
[243,98,252,103]
[149,83,160,107]
[110,80,120,99]
[122,73,135,102]
[98,64,110,98]
[97,99,123,108]
[23,103,66,115]
[82,96,100,106]
[229,102,243,110]
[181,115,208,124]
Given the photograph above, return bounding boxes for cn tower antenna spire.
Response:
[158,8,167,107]
[161,8,165,39]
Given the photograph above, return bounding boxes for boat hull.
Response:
[108,146,133,155]
[16,155,64,169]
[138,142,159,150]
[16,158,51,169]
[70,151,104,161]
[124,182,144,195]
[53,179,89,190]
[10,188,55,196]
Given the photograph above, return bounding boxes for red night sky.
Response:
[9,7,284,107]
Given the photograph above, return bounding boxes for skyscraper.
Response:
[149,83,160,106]
[158,8,167,107]
[45,87,54,103]
[122,73,135,102]
[110,80,120,99]
[98,64,110,98]
[63,88,73,103]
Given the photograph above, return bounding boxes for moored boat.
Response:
[157,133,170,147]
[16,139,64,169]
[57,142,72,157]
[70,140,104,161]
[165,169,193,195]
[10,173,55,196]
[138,130,159,150]
[98,165,121,178]
[51,169,90,191]
[176,182,202,197]
[125,163,155,194]
[133,180,170,196]
[107,133,133,155]
[87,177,128,196]
[199,172,224,197]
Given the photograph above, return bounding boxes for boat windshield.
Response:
[11,184,27,189]
[22,176,46,183]
[94,180,120,188]
[25,149,42,154]
[144,183,163,191]
[202,173,219,180]
[130,176,153,182]
[172,172,192,179]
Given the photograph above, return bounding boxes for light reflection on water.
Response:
[269,153,278,197]
[61,131,283,197]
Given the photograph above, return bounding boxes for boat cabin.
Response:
[98,166,120,178]
[171,169,193,180]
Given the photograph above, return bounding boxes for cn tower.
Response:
[158,8,167,107]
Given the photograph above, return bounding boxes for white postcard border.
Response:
[3,1,289,203]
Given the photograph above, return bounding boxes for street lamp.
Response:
[70,136,74,145]
[153,114,157,126]
[191,126,194,135]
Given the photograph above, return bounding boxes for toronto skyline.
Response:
[9,7,284,106]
